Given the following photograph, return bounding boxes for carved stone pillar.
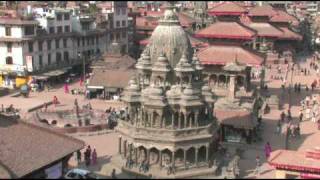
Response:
[229,74,236,100]
[151,112,154,128]
[195,111,199,127]
[178,112,182,129]
[206,145,209,162]
[184,149,187,169]
[129,144,133,159]
[159,150,162,167]
[195,147,199,167]
[160,113,163,128]
[124,140,127,158]
[147,149,150,164]
[171,112,175,129]
[135,148,138,166]
[172,151,175,168]
[118,136,122,154]
[184,112,187,128]
[189,114,193,128]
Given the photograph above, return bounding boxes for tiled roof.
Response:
[0,115,84,178]
[91,54,136,70]
[195,21,256,40]
[270,10,299,24]
[208,1,247,16]
[214,110,257,129]
[89,69,135,89]
[197,44,264,66]
[245,22,283,38]
[278,27,303,41]
[177,13,195,27]
[136,16,158,30]
[268,149,320,173]
[248,4,277,17]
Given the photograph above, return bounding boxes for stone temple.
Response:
[115,4,220,178]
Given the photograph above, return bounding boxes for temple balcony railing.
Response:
[116,120,217,142]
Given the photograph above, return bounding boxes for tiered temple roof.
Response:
[195,21,256,40]
[197,44,264,66]
[208,1,247,16]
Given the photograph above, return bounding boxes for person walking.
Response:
[92,149,97,165]
[264,142,272,159]
[76,150,81,164]
[111,169,117,179]
[255,156,261,175]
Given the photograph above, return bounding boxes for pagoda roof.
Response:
[278,27,303,41]
[245,22,283,38]
[248,4,277,17]
[268,149,320,173]
[197,44,264,67]
[270,10,299,24]
[195,21,256,40]
[208,1,247,16]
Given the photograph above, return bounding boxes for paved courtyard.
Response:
[1,53,320,179]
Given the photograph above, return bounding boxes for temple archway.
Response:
[175,149,184,167]
[162,148,173,164]
[198,146,207,162]
[186,147,196,164]
[40,119,49,125]
[51,120,57,125]
[209,74,217,88]
[150,147,159,166]
[138,146,147,163]
[218,75,226,86]
[236,76,244,87]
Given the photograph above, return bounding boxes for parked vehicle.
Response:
[64,168,98,179]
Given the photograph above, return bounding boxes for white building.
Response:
[0,6,110,89]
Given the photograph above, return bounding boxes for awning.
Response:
[42,69,68,77]
[300,173,320,179]
[87,86,104,90]
[32,75,49,81]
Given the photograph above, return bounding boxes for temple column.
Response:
[150,112,154,128]
[195,147,199,167]
[172,151,175,168]
[147,149,150,164]
[144,112,148,127]
[118,136,122,154]
[184,149,187,169]
[195,111,199,127]
[124,140,127,158]
[171,112,175,129]
[206,145,209,162]
[184,112,187,128]
[178,112,181,129]
[135,148,138,166]
[159,150,162,168]
[160,113,163,128]
[189,113,192,128]
[129,143,133,160]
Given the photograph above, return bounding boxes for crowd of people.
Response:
[76,145,98,167]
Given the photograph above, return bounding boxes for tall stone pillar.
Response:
[229,74,236,100]
[172,151,175,168]
[118,136,122,154]
[189,113,193,128]
[195,112,199,127]
[184,112,187,128]
[147,149,150,164]
[206,145,209,162]
[129,144,133,160]
[135,148,138,166]
[178,112,181,129]
[160,113,163,128]
[124,141,127,158]
[159,150,162,168]
[171,112,175,129]
[195,147,199,167]
[151,113,154,127]
[184,149,187,169]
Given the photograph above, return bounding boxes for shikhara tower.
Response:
[116,4,218,178]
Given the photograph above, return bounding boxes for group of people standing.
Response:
[76,145,98,167]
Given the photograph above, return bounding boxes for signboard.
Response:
[45,162,62,179]
[26,55,33,72]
